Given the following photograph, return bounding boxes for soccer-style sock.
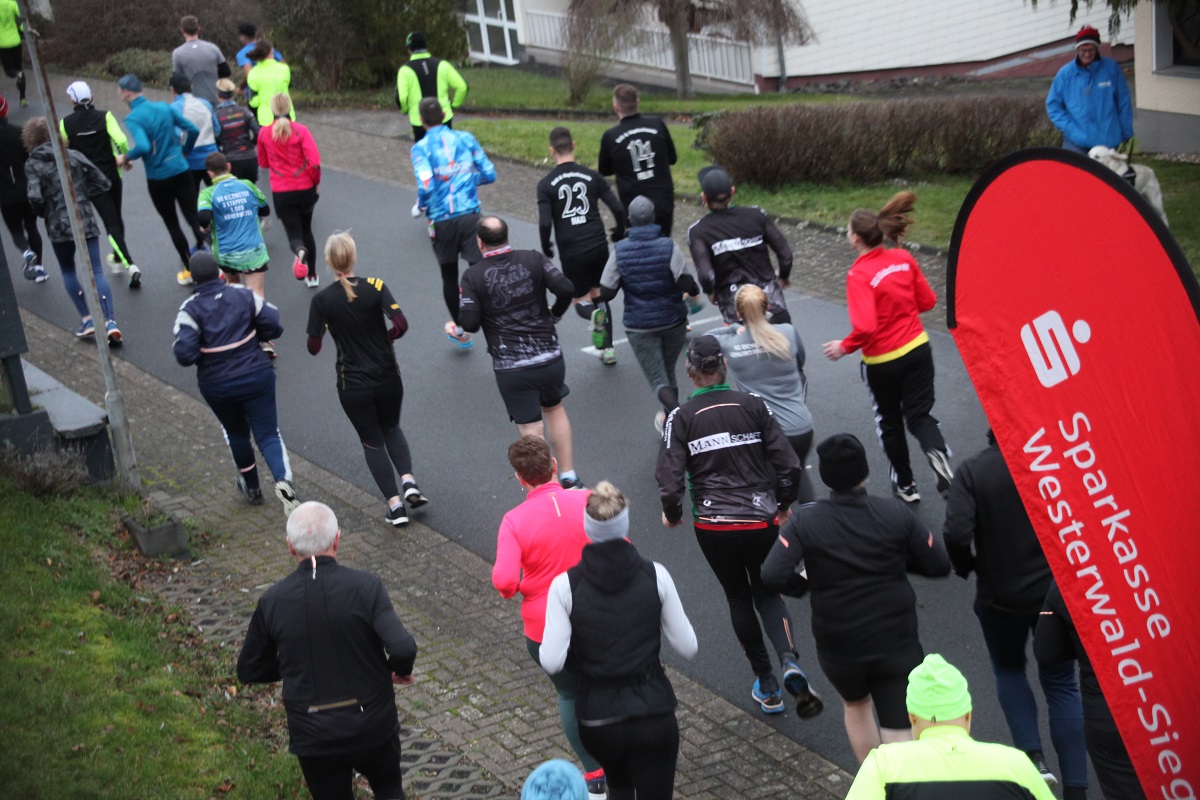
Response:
[559,469,578,482]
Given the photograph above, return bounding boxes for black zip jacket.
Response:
[943,442,1052,616]
[656,385,800,524]
[763,487,950,660]
[237,556,417,756]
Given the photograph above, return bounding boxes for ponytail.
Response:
[585,481,627,521]
[269,93,293,143]
[849,191,917,248]
[735,284,790,360]
[324,231,357,301]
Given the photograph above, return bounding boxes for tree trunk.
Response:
[665,4,693,99]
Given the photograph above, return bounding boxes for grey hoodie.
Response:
[709,322,813,436]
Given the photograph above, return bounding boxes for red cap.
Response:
[1075,26,1101,50]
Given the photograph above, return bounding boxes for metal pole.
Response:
[20,2,140,488]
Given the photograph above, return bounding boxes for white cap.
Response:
[66,81,92,104]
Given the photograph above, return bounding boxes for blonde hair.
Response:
[849,191,917,247]
[270,93,293,142]
[735,285,791,360]
[324,231,357,301]
[585,481,627,521]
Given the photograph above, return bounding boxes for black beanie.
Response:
[189,251,221,284]
[818,433,869,490]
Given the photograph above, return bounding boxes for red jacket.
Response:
[840,247,936,363]
[257,121,320,193]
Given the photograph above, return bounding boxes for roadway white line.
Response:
[578,315,728,354]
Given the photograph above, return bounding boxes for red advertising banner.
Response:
[948,148,1199,798]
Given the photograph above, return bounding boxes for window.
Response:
[463,0,521,65]
[1154,0,1200,75]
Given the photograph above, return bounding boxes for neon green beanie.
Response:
[907,654,972,722]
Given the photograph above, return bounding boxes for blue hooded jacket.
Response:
[411,125,495,222]
[125,96,199,180]
[1045,54,1132,150]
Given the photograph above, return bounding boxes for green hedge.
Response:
[698,96,1059,187]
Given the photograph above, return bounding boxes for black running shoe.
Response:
[402,482,428,508]
[386,503,409,527]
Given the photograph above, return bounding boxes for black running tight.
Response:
[147,171,202,266]
[337,377,412,500]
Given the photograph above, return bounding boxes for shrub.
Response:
[0,444,89,498]
[699,96,1059,187]
[88,49,173,87]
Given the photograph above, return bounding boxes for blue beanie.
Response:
[520,759,586,800]
[117,74,143,93]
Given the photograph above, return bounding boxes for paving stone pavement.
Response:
[21,309,852,799]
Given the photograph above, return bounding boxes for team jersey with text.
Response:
[598,113,676,209]
[536,162,615,258]
[198,173,268,272]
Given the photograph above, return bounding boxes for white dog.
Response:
[1088,145,1169,226]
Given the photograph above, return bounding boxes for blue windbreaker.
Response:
[411,125,495,222]
[1045,55,1133,150]
[125,96,199,180]
[171,93,221,172]
[173,281,282,386]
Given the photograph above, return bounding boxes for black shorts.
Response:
[431,212,482,267]
[220,262,268,277]
[559,247,608,298]
[0,44,20,77]
[494,359,569,425]
[816,643,923,729]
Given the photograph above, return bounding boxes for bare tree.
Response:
[568,0,815,99]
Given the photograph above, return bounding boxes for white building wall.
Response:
[743,1,1130,78]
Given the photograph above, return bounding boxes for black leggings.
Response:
[273,186,318,278]
[0,200,41,262]
[337,377,412,500]
[693,522,797,688]
[579,713,679,800]
[861,342,947,487]
[787,430,815,505]
[147,171,202,266]
[91,181,133,265]
[297,734,405,800]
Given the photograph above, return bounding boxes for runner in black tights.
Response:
[306,232,428,526]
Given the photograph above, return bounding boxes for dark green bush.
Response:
[699,96,1059,187]
[88,49,173,87]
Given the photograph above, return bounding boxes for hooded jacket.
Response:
[1046,54,1133,150]
[173,280,282,386]
[24,142,109,242]
[411,125,495,222]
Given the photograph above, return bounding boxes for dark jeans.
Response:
[337,377,412,500]
[694,522,796,690]
[50,237,113,321]
[1,199,41,262]
[297,734,405,800]
[200,367,290,486]
[1087,716,1145,800]
[146,170,202,266]
[91,180,133,264]
[524,638,601,773]
[579,713,679,800]
[273,186,318,277]
[861,342,947,487]
[975,601,1087,788]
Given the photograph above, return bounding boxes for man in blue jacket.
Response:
[1045,26,1132,154]
[115,73,207,286]
[411,97,495,348]
[173,252,298,515]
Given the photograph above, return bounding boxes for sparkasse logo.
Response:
[1020,310,1091,388]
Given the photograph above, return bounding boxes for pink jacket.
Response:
[492,483,591,642]
[257,121,321,193]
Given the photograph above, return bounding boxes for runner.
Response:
[168,73,221,193]
[411,98,495,346]
[246,41,291,128]
[594,196,699,431]
[396,31,468,142]
[0,0,25,108]
[762,433,950,762]
[59,81,139,288]
[459,215,583,488]
[822,192,954,503]
[537,126,625,365]
[708,284,815,503]
[234,22,283,81]
[656,335,821,719]
[306,231,428,526]
[0,95,44,282]
[491,436,606,799]
[687,166,792,325]
[257,93,320,288]
[173,252,298,516]
[197,153,270,300]
[598,84,676,235]
[540,481,698,800]
[114,73,206,287]
[170,15,230,107]
[23,117,122,343]
[213,78,260,184]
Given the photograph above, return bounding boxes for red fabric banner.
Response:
[948,148,1199,798]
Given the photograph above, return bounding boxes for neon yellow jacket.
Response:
[246,59,293,127]
[0,0,21,49]
[396,52,467,127]
[846,725,1057,800]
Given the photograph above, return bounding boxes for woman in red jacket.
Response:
[822,192,953,504]
[257,93,320,287]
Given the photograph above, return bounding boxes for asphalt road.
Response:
[7,94,1080,778]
